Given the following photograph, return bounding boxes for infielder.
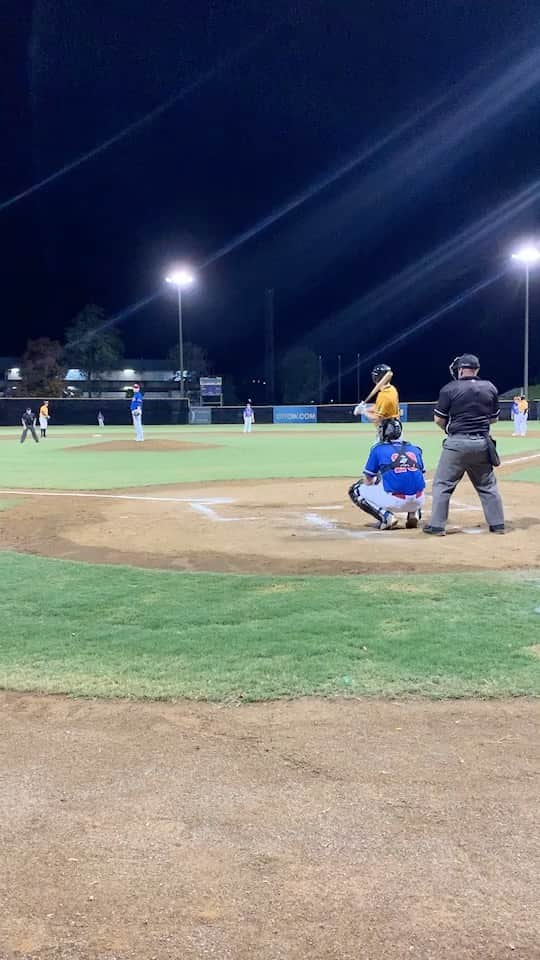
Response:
[243,400,255,433]
[20,407,39,444]
[39,400,50,438]
[348,418,425,530]
[97,410,105,429]
[131,383,144,442]
[512,395,528,437]
[424,353,504,535]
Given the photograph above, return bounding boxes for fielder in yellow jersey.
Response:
[39,401,50,438]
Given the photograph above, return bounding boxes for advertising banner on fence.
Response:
[273,405,318,424]
[360,403,408,424]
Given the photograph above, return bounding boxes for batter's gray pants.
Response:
[430,436,504,529]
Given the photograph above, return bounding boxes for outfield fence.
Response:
[0,398,190,426]
[0,398,535,426]
[194,399,537,426]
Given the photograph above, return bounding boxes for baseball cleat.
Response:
[489,524,505,534]
[380,512,398,531]
[422,525,446,536]
[406,512,419,529]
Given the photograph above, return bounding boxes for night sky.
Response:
[3,0,540,399]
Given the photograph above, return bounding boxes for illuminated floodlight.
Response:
[511,245,540,265]
[165,267,195,288]
[123,368,135,375]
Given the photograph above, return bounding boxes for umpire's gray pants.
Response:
[20,426,39,444]
[430,436,504,529]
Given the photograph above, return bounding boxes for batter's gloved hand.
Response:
[353,402,367,417]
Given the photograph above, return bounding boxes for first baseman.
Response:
[243,401,255,433]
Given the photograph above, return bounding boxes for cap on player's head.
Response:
[133,382,140,390]
[371,363,392,384]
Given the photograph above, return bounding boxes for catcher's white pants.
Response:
[243,417,253,433]
[514,413,527,436]
[132,412,144,441]
[358,482,425,514]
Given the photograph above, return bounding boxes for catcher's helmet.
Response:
[371,363,392,385]
[449,354,480,379]
[378,418,402,442]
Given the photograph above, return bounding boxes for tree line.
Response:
[14,303,330,403]
[14,304,210,397]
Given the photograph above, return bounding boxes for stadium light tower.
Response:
[511,244,540,399]
[165,267,196,398]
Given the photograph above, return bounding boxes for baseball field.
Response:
[1,420,540,958]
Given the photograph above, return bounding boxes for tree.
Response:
[64,304,123,396]
[166,341,210,380]
[20,338,66,397]
[279,347,321,403]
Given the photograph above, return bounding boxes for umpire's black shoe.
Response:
[489,524,505,534]
[423,525,446,536]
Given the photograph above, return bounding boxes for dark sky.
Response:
[3,0,540,399]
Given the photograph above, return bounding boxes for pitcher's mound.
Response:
[71,439,216,453]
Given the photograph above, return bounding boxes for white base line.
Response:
[502,452,540,467]
[0,449,537,507]
[0,489,234,505]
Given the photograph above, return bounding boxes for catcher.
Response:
[348,418,425,530]
[353,363,400,426]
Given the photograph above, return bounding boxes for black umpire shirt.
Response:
[434,376,500,436]
[21,411,35,427]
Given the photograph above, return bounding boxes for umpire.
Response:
[424,354,505,536]
[20,407,39,444]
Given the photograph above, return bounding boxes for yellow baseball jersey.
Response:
[39,404,49,419]
[518,398,528,414]
[374,384,399,419]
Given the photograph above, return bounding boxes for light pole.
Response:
[337,354,342,403]
[165,267,196,398]
[356,352,360,400]
[511,245,540,399]
[318,355,323,404]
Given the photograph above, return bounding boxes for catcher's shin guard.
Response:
[348,482,387,524]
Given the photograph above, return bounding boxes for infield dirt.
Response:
[0,475,538,574]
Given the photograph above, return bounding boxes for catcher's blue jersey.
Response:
[363,441,425,496]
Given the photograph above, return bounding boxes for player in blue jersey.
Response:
[348,418,426,530]
[131,382,144,442]
[243,400,255,433]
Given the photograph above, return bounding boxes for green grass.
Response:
[505,466,540,483]
[1,422,540,490]
[1,553,539,701]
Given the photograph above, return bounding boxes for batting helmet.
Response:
[449,354,480,379]
[371,363,392,384]
[378,418,402,442]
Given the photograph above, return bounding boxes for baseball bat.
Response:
[353,369,393,416]
[363,369,393,403]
